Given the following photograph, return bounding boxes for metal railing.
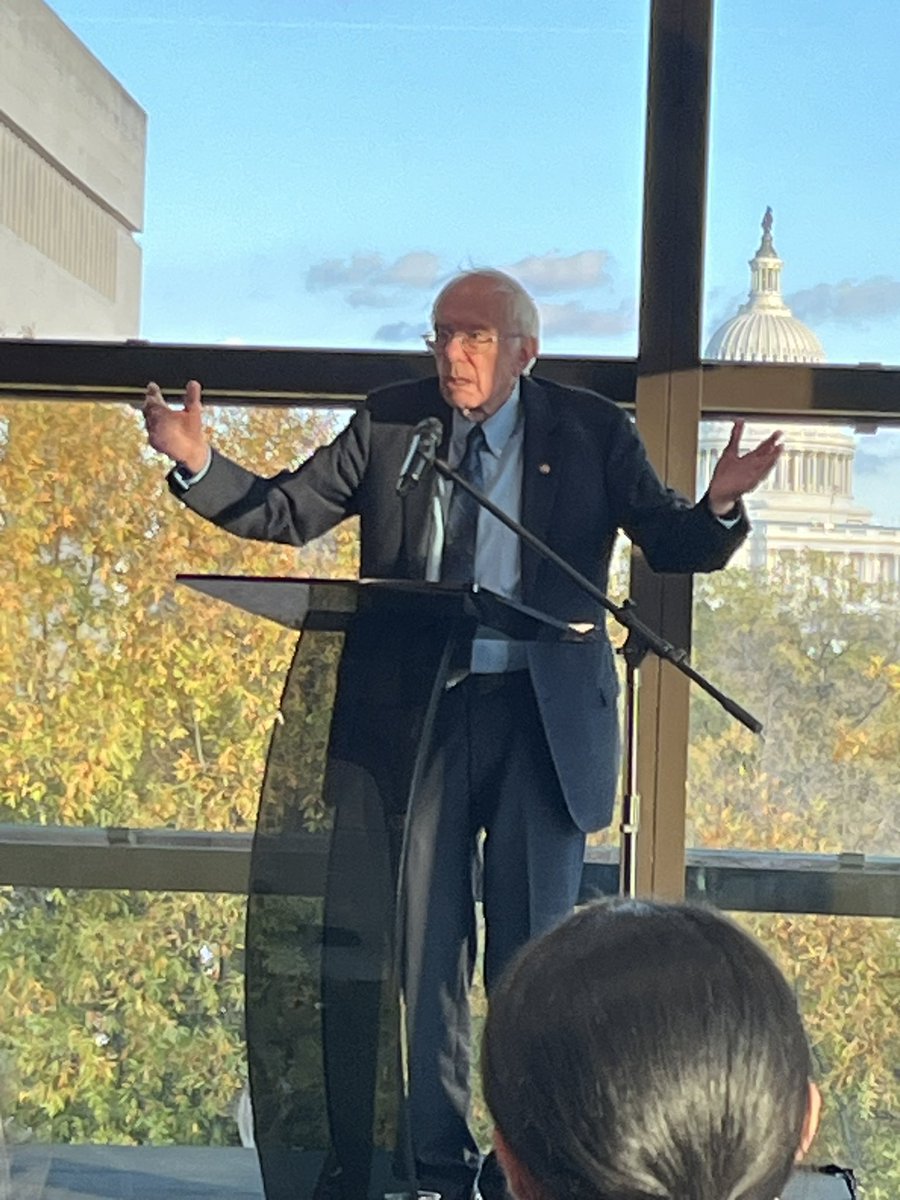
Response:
[1,824,896,918]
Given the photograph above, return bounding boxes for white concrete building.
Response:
[701,210,900,587]
[0,0,145,338]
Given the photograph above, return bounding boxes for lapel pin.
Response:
[538,462,551,475]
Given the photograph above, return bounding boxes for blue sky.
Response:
[45,0,900,519]
[47,0,900,365]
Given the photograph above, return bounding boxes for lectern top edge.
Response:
[175,574,595,641]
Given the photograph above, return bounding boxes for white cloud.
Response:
[539,298,635,339]
[374,320,428,343]
[304,248,632,337]
[382,251,442,289]
[788,276,900,326]
[506,250,612,294]
[306,250,441,294]
[346,287,400,309]
[305,252,385,291]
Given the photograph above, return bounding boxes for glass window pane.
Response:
[3,1,648,355]
[689,419,900,859]
[0,398,356,831]
[0,887,248,1146]
[733,912,899,1198]
[705,2,900,366]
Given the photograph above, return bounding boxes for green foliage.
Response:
[0,887,246,1144]
[691,556,900,1196]
[0,399,357,1144]
[738,912,899,1197]
[0,400,358,833]
[0,404,896,1197]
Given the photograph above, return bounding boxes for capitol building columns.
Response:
[701,211,900,587]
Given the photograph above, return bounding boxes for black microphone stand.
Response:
[426,452,762,899]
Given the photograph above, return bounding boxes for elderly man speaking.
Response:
[144,268,779,1200]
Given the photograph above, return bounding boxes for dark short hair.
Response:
[482,901,813,1200]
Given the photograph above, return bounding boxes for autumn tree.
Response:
[0,404,896,1196]
[0,397,356,1143]
[690,556,900,1194]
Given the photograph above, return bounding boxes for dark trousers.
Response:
[401,670,586,1199]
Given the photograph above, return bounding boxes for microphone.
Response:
[396,417,443,496]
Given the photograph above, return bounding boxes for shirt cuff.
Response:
[716,512,742,528]
[170,447,212,491]
[703,492,742,528]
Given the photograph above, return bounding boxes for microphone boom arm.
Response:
[431,453,761,734]
[401,434,761,898]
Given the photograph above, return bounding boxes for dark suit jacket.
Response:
[172,375,747,832]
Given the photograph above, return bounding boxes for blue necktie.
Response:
[440,424,486,584]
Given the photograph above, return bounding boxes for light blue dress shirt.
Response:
[426,383,527,673]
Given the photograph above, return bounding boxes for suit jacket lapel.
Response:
[520,377,561,600]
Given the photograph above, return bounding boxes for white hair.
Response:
[432,268,541,339]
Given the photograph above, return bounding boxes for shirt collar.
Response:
[451,380,522,458]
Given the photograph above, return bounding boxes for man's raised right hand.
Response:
[142,380,209,474]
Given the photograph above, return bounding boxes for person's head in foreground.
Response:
[482,900,821,1200]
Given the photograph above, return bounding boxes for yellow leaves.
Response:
[862,654,900,696]
[834,724,868,761]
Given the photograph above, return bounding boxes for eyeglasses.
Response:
[422,328,524,355]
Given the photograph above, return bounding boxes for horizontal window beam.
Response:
[699,361,900,422]
[2,340,899,420]
[0,341,637,407]
[0,826,896,918]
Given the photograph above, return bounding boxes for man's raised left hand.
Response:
[707,419,783,516]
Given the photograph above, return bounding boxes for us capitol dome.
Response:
[706,207,825,363]
[698,209,899,585]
